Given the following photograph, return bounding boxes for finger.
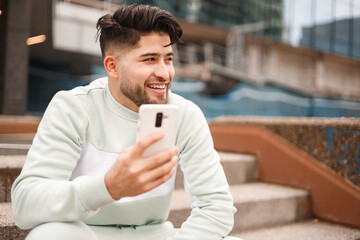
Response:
[145,167,176,191]
[146,155,178,181]
[133,131,164,157]
[145,146,179,170]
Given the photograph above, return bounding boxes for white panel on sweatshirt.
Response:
[70,142,176,203]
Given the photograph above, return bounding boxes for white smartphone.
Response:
[137,104,178,158]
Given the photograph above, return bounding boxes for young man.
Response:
[12,4,240,240]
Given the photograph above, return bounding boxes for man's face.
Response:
[111,32,175,112]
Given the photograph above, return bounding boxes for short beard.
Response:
[119,71,168,107]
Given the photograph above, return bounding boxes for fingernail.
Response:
[174,147,179,154]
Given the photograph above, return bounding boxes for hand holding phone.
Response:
[105,130,179,200]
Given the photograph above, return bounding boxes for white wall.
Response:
[53,1,113,56]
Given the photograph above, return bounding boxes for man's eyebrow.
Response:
[138,52,174,58]
[139,53,159,58]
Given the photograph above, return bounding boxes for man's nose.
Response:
[154,61,171,80]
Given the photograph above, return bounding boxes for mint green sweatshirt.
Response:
[11,77,236,239]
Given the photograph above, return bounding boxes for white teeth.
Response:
[148,84,166,89]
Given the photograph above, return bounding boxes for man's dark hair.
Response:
[96,4,183,57]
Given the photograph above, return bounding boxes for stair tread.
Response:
[230,182,308,202]
[0,152,254,169]
[218,151,256,163]
[176,152,257,189]
[170,182,309,210]
[0,202,30,240]
[1,201,358,240]
[0,155,26,169]
[234,219,360,240]
[0,202,14,227]
[1,182,309,225]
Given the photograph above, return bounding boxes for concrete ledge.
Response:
[209,122,360,229]
[169,183,311,232]
[0,115,41,134]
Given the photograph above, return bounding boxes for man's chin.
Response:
[148,98,168,105]
[147,94,168,105]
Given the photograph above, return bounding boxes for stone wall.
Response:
[212,116,360,188]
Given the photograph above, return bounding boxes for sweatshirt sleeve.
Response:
[169,101,236,240]
[11,91,114,229]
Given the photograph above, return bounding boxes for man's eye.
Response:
[166,57,173,62]
[144,58,155,62]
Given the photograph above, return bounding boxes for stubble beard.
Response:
[119,70,169,107]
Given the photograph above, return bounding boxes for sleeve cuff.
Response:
[77,174,115,211]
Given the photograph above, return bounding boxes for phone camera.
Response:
[155,112,163,127]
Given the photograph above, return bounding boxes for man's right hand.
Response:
[104,132,179,200]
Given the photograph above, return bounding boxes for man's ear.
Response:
[104,55,119,79]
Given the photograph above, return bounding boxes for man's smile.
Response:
[146,82,169,95]
[147,84,166,89]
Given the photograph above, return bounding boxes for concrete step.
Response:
[0,152,256,202]
[168,182,312,232]
[0,134,33,155]
[1,205,358,240]
[234,219,360,240]
[0,202,29,240]
[0,155,26,202]
[175,151,257,189]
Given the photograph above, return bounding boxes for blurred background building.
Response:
[0,0,359,119]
